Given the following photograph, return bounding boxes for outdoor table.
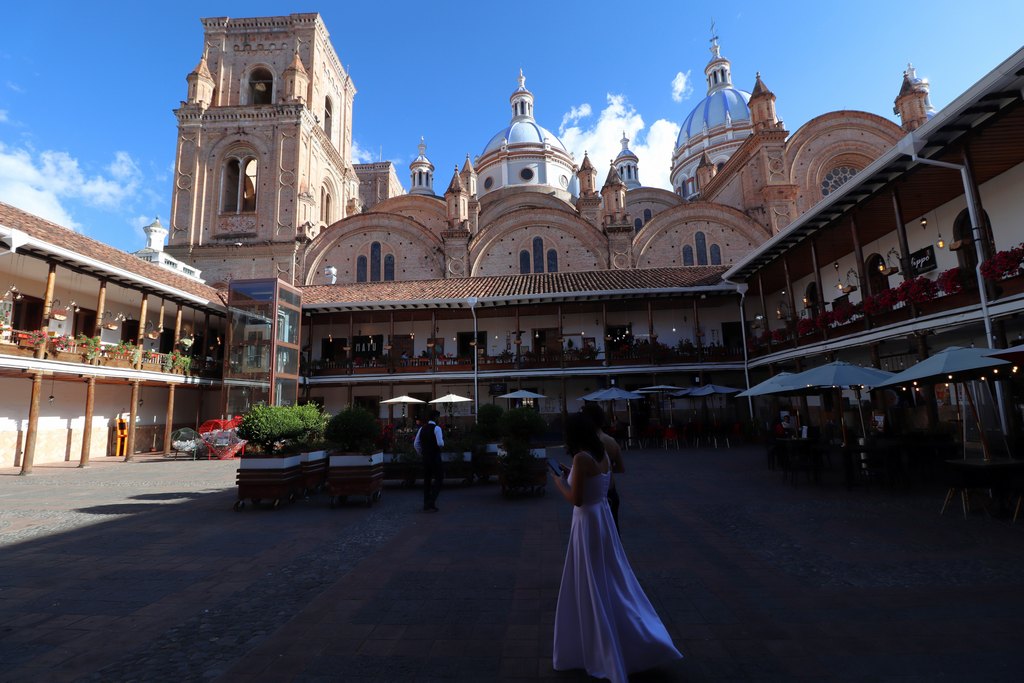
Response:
[779,438,821,484]
[942,457,1024,518]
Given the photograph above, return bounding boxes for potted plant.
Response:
[796,318,816,337]
[980,243,1024,281]
[324,407,384,507]
[76,334,102,363]
[896,276,939,305]
[937,267,964,295]
[497,407,548,497]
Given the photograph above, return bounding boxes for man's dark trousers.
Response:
[423,454,444,509]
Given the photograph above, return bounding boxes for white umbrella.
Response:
[786,362,896,439]
[429,393,473,403]
[498,389,546,400]
[381,395,426,404]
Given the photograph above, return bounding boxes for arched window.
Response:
[695,231,708,265]
[532,237,544,273]
[356,256,368,282]
[865,253,889,296]
[383,254,395,281]
[547,249,558,273]
[643,209,652,223]
[634,218,643,231]
[320,186,331,224]
[683,245,694,266]
[324,98,333,139]
[805,282,820,316]
[249,68,274,105]
[820,166,858,196]
[953,208,987,275]
[222,155,258,213]
[519,250,531,274]
[709,244,722,265]
[370,242,382,281]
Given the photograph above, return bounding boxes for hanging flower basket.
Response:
[936,267,964,295]
[980,244,1024,281]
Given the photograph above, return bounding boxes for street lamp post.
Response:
[467,296,479,423]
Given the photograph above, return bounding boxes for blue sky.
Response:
[1,1,1022,250]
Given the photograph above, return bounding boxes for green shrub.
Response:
[476,403,504,441]
[325,406,381,453]
[293,403,329,445]
[237,404,304,454]
[499,407,546,445]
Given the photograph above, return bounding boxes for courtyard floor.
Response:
[1,445,1022,682]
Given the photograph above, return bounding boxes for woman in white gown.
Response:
[551,414,682,683]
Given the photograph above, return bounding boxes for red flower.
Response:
[896,276,938,305]
[796,318,817,336]
[862,289,898,316]
[980,244,1024,281]
[936,267,963,295]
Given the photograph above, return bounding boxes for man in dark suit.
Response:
[414,409,445,512]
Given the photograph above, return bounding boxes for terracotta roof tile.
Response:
[0,202,224,307]
[302,266,729,307]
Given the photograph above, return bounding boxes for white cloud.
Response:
[350,139,377,164]
[0,143,142,229]
[558,94,680,190]
[6,81,24,93]
[671,71,694,103]
[559,103,592,133]
[0,110,7,123]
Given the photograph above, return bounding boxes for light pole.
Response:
[467,296,479,423]
[897,136,1008,435]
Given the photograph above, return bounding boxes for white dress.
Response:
[553,455,682,683]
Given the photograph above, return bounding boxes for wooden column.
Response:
[20,372,44,475]
[558,303,565,368]
[515,305,522,364]
[757,273,769,325]
[155,298,166,348]
[891,190,914,283]
[646,300,655,363]
[693,298,703,362]
[135,294,149,369]
[37,263,57,359]
[163,384,176,455]
[125,381,140,461]
[93,280,107,338]
[809,240,828,340]
[782,256,797,348]
[80,377,96,467]
[173,304,183,345]
[850,217,871,330]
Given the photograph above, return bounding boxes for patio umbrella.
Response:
[578,387,644,402]
[688,384,742,397]
[497,389,546,400]
[987,343,1024,366]
[381,394,426,420]
[736,372,795,397]
[636,386,684,424]
[429,393,473,403]
[381,395,426,404]
[786,362,895,438]
[874,347,1010,460]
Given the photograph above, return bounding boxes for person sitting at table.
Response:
[772,416,794,439]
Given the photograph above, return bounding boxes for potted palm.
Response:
[325,407,384,507]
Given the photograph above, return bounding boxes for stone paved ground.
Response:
[1,447,1023,682]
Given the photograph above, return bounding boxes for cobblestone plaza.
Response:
[2,448,1023,681]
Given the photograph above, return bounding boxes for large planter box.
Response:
[0,343,37,358]
[235,454,304,510]
[327,451,384,507]
[442,451,475,485]
[299,450,328,494]
[50,350,85,364]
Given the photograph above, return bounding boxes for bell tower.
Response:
[166,13,357,286]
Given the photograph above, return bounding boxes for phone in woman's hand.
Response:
[548,459,565,476]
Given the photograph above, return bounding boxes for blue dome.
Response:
[482,120,567,156]
[676,87,752,146]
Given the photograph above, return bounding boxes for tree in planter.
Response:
[237,404,305,455]
[325,406,381,454]
[476,403,504,443]
[497,407,548,495]
[293,403,329,449]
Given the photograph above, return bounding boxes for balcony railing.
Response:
[0,329,221,379]
[307,344,744,377]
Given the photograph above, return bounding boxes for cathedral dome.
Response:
[676,87,751,146]
[482,120,567,156]
[475,71,577,200]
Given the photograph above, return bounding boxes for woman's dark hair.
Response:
[580,403,608,431]
[564,413,605,462]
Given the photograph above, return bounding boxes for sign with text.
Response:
[910,245,937,276]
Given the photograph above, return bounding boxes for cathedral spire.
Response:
[704,23,733,94]
[614,132,641,190]
[409,137,435,196]
[509,70,535,121]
